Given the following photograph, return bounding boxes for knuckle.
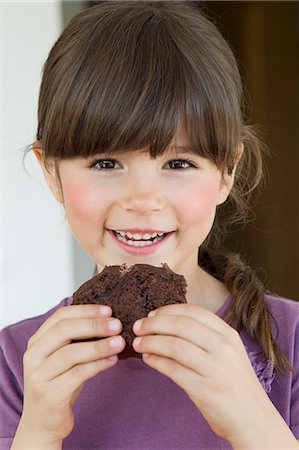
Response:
[91,317,102,335]
[94,338,105,356]
[57,319,71,336]
[70,363,85,382]
[27,334,35,348]
[229,327,240,342]
[170,337,185,356]
[221,338,235,359]
[63,345,79,365]
[161,355,177,372]
[223,327,240,349]
[172,316,189,334]
[53,307,68,321]
[186,303,195,312]
[185,303,198,314]
[70,360,100,382]
[23,348,34,368]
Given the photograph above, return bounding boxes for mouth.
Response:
[111,230,168,247]
[106,229,174,254]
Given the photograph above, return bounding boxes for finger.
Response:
[36,335,125,381]
[148,303,232,335]
[133,315,222,353]
[133,335,211,376]
[141,352,201,398]
[26,316,122,366]
[49,356,119,401]
[28,304,112,347]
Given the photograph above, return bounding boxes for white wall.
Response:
[2,1,75,328]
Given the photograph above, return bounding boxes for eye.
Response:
[164,159,196,171]
[88,158,121,171]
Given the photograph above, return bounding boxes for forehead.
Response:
[166,127,198,155]
[97,126,199,158]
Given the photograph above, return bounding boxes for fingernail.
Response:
[109,336,122,348]
[133,319,142,333]
[133,337,142,348]
[108,319,120,331]
[99,306,111,316]
[148,310,156,317]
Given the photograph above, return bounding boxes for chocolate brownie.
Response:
[72,263,187,359]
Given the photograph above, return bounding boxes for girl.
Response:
[1,2,298,449]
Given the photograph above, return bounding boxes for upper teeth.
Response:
[114,230,165,240]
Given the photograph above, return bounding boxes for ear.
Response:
[217,143,244,206]
[33,141,64,203]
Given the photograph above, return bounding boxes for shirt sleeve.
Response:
[0,298,70,448]
[0,344,23,448]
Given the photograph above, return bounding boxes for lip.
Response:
[110,229,169,234]
[106,229,174,255]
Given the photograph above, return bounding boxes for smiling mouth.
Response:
[111,230,170,247]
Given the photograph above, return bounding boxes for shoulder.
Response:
[0,297,72,362]
[264,294,299,359]
[264,294,299,332]
[265,293,299,317]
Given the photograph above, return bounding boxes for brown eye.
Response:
[88,159,121,170]
[165,159,195,171]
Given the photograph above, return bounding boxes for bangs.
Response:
[38,2,242,172]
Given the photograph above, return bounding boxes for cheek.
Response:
[175,179,220,224]
[62,179,103,224]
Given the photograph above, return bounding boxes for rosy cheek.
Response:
[175,180,219,222]
[62,179,99,221]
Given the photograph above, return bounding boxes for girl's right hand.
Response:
[13,304,125,447]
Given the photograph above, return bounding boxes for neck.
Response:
[176,263,230,314]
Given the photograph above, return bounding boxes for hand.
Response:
[18,305,125,445]
[132,303,272,444]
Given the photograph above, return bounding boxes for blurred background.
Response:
[2,1,299,327]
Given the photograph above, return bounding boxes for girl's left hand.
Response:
[132,303,272,445]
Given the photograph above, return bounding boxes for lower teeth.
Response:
[114,233,165,247]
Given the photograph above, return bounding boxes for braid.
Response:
[199,248,293,373]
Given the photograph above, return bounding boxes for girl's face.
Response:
[35,130,235,280]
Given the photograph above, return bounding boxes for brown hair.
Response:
[33,1,291,372]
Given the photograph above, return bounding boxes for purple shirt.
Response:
[1,294,299,449]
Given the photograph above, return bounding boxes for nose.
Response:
[120,176,165,215]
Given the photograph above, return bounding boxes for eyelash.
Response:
[88,159,118,171]
[165,159,196,171]
[88,158,196,171]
